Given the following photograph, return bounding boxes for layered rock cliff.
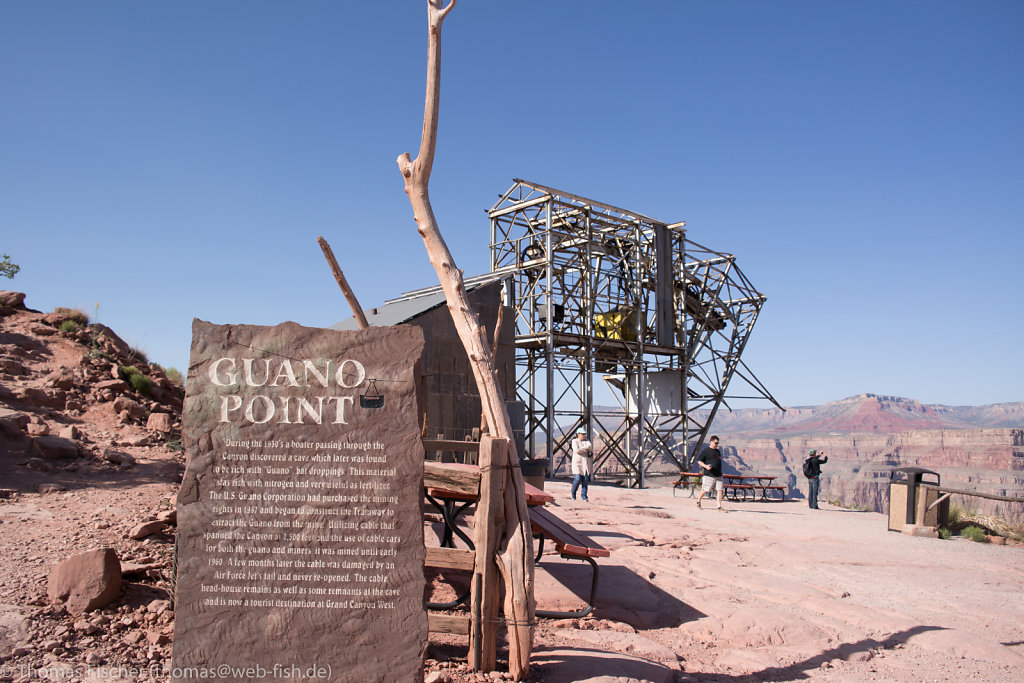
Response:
[709,395,1024,522]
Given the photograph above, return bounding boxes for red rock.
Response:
[102,448,136,467]
[113,396,146,419]
[26,422,50,436]
[47,548,122,614]
[129,521,166,539]
[0,290,26,307]
[146,412,173,433]
[0,407,30,436]
[94,379,129,394]
[32,435,80,460]
[155,509,177,525]
[58,425,81,440]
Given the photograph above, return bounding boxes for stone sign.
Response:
[172,320,426,682]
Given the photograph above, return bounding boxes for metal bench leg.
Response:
[535,554,599,620]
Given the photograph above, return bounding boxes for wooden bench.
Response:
[756,484,787,501]
[671,473,701,497]
[723,483,756,501]
[529,506,609,619]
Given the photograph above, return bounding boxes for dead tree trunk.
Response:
[396,1,534,678]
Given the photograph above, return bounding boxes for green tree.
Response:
[0,254,19,279]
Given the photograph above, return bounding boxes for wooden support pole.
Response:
[470,436,507,671]
[316,235,369,330]
[397,2,534,678]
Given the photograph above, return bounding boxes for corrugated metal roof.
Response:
[330,272,506,331]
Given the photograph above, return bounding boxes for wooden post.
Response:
[316,235,369,330]
[396,2,534,678]
[471,436,506,671]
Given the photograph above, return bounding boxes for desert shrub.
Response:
[60,319,82,333]
[163,366,184,386]
[129,346,149,365]
[151,364,184,387]
[960,525,989,543]
[128,372,153,396]
[827,498,872,512]
[88,348,113,362]
[120,365,153,396]
[938,527,951,540]
[51,306,89,325]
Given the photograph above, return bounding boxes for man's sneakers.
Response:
[717,507,728,513]
[696,499,702,510]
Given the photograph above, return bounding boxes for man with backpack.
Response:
[803,449,828,509]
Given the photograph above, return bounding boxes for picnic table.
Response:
[424,461,607,618]
[672,472,786,501]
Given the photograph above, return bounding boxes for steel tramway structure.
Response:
[488,179,780,486]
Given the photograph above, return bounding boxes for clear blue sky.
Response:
[2,1,1021,408]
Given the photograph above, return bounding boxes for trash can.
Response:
[888,467,949,531]
[519,458,549,491]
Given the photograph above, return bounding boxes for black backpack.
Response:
[802,457,814,478]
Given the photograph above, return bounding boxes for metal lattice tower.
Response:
[489,179,780,486]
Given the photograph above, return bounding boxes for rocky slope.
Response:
[0,291,184,680]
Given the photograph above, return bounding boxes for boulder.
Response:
[128,521,166,540]
[58,425,82,440]
[0,358,27,375]
[29,323,57,337]
[90,324,132,356]
[155,509,177,525]
[44,368,76,390]
[26,458,53,472]
[18,387,65,408]
[102,448,136,467]
[113,396,146,419]
[32,435,80,460]
[94,379,129,395]
[0,408,30,437]
[146,413,173,433]
[26,422,50,437]
[0,291,26,308]
[47,548,122,614]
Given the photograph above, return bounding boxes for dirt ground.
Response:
[512,481,1024,682]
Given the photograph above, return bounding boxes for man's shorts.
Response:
[701,475,723,494]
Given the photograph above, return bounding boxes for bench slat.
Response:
[428,613,471,635]
[530,507,610,558]
[424,546,475,571]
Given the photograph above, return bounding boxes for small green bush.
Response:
[120,365,153,396]
[961,525,989,543]
[938,528,951,540]
[60,319,82,333]
[128,372,153,396]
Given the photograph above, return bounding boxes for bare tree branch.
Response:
[396,1,534,678]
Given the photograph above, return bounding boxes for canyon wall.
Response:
[725,428,1024,522]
